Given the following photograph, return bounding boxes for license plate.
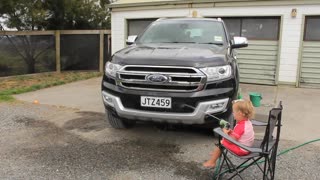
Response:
[140,96,171,108]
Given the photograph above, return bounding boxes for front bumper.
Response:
[102,90,229,124]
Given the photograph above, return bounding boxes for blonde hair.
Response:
[233,99,255,119]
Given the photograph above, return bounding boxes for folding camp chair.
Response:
[213,101,283,180]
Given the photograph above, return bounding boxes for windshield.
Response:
[137,20,226,45]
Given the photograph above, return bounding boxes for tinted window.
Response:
[304,16,320,41]
[241,18,279,40]
[222,17,280,40]
[138,20,226,45]
[223,18,241,38]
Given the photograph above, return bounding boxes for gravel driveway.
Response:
[0,102,319,180]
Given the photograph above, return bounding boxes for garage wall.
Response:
[111,4,320,85]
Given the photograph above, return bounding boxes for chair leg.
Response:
[214,157,225,180]
[263,151,278,180]
[270,149,278,180]
[221,152,245,180]
[214,150,244,180]
[265,153,277,180]
[263,157,268,180]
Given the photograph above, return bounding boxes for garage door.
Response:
[236,41,279,85]
[223,17,280,85]
[299,16,320,88]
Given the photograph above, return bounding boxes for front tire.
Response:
[224,105,235,129]
[107,110,135,129]
[226,113,235,129]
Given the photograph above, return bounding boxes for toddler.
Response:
[203,99,255,168]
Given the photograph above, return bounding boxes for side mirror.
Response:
[231,37,248,49]
[126,35,137,45]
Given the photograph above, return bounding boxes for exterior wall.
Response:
[111,4,320,84]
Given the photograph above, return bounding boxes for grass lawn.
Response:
[0,71,102,102]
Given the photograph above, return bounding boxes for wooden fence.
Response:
[0,30,111,73]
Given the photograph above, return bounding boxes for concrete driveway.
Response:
[14,77,105,113]
[14,77,320,143]
[2,76,318,179]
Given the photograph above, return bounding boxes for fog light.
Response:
[210,103,224,109]
[206,99,228,114]
[102,93,115,107]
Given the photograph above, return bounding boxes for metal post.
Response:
[99,30,104,72]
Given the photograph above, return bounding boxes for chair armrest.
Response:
[251,120,268,126]
[213,128,262,153]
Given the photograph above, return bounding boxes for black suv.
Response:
[101,18,248,129]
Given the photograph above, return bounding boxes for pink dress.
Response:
[221,120,255,156]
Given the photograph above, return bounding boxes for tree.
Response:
[1,0,111,30]
[45,0,111,30]
[0,0,111,73]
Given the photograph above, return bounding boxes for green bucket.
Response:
[249,92,262,107]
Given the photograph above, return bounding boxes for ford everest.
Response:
[101,18,248,128]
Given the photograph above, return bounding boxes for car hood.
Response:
[112,43,229,68]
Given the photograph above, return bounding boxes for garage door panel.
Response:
[242,45,278,51]
[238,59,277,66]
[239,64,276,70]
[239,69,276,75]
[301,73,320,79]
[241,73,275,80]
[237,49,277,56]
[303,42,320,48]
[300,78,320,84]
[302,53,320,58]
[301,58,320,63]
[236,40,278,85]
[239,78,275,85]
[301,63,320,68]
[303,47,320,53]
[300,41,320,88]
[301,68,320,74]
[237,54,277,61]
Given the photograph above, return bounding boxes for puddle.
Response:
[63,111,108,132]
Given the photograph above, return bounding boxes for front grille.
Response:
[124,66,197,73]
[171,77,201,82]
[122,83,198,91]
[120,74,145,80]
[117,65,206,92]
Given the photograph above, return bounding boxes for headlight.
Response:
[200,65,232,82]
[105,62,123,78]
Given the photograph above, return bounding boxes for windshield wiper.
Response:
[199,42,224,45]
[170,41,197,44]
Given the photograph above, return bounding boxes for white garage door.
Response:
[299,16,320,88]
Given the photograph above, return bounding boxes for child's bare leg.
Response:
[203,147,222,168]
